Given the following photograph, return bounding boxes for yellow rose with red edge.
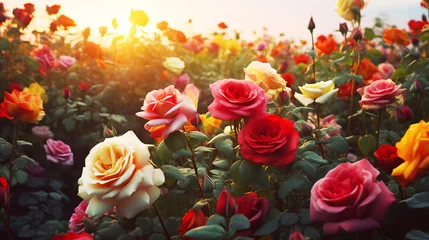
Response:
[0,90,45,124]
[392,121,429,186]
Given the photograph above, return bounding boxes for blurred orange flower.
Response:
[293,53,310,65]
[0,90,45,124]
[357,58,378,84]
[383,28,410,46]
[57,14,76,29]
[23,3,35,14]
[218,22,228,29]
[46,5,60,15]
[129,10,149,27]
[83,42,102,59]
[271,47,281,58]
[315,34,337,55]
[256,55,268,63]
[156,21,168,31]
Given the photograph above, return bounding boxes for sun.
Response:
[114,14,133,36]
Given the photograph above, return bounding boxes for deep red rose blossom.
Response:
[374,144,404,174]
[238,114,299,167]
[234,192,269,236]
[178,209,207,239]
[216,190,237,217]
[0,177,9,209]
[52,232,93,240]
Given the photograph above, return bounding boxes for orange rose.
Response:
[392,121,429,186]
[357,58,378,84]
[0,90,45,123]
[383,28,410,46]
[57,14,76,29]
[315,35,337,55]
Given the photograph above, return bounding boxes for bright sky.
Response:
[3,0,424,42]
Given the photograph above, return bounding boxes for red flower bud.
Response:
[79,81,90,91]
[82,27,90,41]
[218,22,228,29]
[216,190,236,217]
[46,5,61,15]
[23,3,35,14]
[50,21,57,32]
[353,28,362,42]
[0,177,10,210]
[410,79,423,93]
[396,105,413,124]
[412,37,420,46]
[339,23,348,36]
[278,61,288,73]
[62,87,71,99]
[289,228,306,240]
[178,209,207,237]
[308,17,315,32]
[423,14,427,21]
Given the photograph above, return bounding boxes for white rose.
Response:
[163,57,185,74]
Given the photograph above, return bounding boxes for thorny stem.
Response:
[153,204,172,240]
[186,136,204,198]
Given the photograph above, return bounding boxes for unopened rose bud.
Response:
[308,17,315,32]
[423,14,427,22]
[201,173,214,192]
[300,123,313,137]
[103,125,117,138]
[353,28,362,42]
[412,38,420,47]
[257,42,266,51]
[289,228,306,240]
[277,89,290,106]
[216,190,236,217]
[190,114,202,129]
[62,87,71,99]
[410,79,423,93]
[50,21,57,32]
[396,105,413,124]
[339,23,348,36]
[278,61,288,73]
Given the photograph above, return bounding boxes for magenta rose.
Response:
[34,44,56,76]
[172,73,191,87]
[59,55,76,70]
[136,85,197,139]
[357,79,406,110]
[69,201,89,233]
[44,139,73,165]
[310,159,396,235]
[208,79,267,121]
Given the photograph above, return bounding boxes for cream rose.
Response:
[337,0,366,21]
[162,57,185,74]
[78,131,165,219]
[294,80,338,106]
[244,61,286,92]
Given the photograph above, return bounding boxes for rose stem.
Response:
[376,109,382,149]
[186,136,204,198]
[347,37,361,136]
[310,30,316,83]
[316,104,326,159]
[153,204,172,240]
[397,180,405,201]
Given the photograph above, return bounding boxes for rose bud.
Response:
[423,14,427,21]
[201,173,214,192]
[0,177,10,210]
[276,88,290,106]
[374,145,404,174]
[216,190,236,217]
[103,125,117,138]
[300,123,313,137]
[353,28,362,42]
[396,105,413,124]
[410,79,422,93]
[412,38,420,47]
[50,21,57,32]
[339,23,348,36]
[190,113,202,130]
[82,27,90,41]
[62,87,71,99]
[257,42,266,51]
[308,17,315,32]
[178,209,207,238]
[289,228,306,240]
[278,61,288,73]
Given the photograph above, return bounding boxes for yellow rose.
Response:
[392,121,429,186]
[162,57,185,75]
[294,80,338,106]
[337,0,366,21]
[24,82,48,102]
[78,131,165,218]
[201,114,222,136]
[244,61,286,92]
[213,34,226,49]
[226,40,242,55]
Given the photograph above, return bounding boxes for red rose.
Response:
[46,5,61,15]
[79,81,90,91]
[218,22,228,29]
[235,192,269,236]
[178,209,207,239]
[216,190,237,217]
[281,73,295,87]
[293,53,310,65]
[23,3,35,14]
[338,82,357,100]
[408,19,428,34]
[52,232,93,240]
[50,21,58,32]
[57,14,76,29]
[208,79,267,121]
[8,82,22,92]
[238,114,299,167]
[256,55,268,63]
[374,144,404,174]
[0,177,9,209]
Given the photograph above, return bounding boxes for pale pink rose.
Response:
[34,44,56,76]
[78,131,165,218]
[208,79,267,121]
[172,73,190,87]
[310,159,396,235]
[59,56,76,70]
[136,85,197,139]
[32,126,54,140]
[44,139,73,165]
[307,113,341,140]
[357,79,406,110]
[372,63,395,81]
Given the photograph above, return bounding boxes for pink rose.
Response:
[44,139,73,165]
[34,45,56,76]
[357,79,406,110]
[136,85,197,139]
[208,79,267,121]
[59,55,76,70]
[68,201,89,233]
[310,159,396,235]
[307,113,341,140]
[372,63,395,81]
[172,73,190,87]
[32,126,54,140]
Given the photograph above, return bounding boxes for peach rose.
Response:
[136,85,197,139]
[78,131,165,218]
[244,61,286,92]
[357,79,406,110]
[0,90,45,123]
[392,121,429,186]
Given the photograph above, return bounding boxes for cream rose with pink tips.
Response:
[77,131,165,219]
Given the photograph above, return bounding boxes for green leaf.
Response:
[333,75,348,85]
[358,134,377,157]
[157,141,173,163]
[54,108,66,118]
[213,159,230,171]
[15,170,28,184]
[392,67,407,81]
[62,118,76,132]
[278,175,312,199]
[195,146,216,153]
[239,160,260,185]
[304,227,320,240]
[405,230,429,240]
[193,199,209,211]
[161,165,186,181]
[253,219,279,236]
[348,74,363,84]
[299,209,311,225]
[189,131,210,142]
[366,49,382,59]
[207,133,231,145]
[148,233,167,240]
[364,28,375,40]
[207,214,226,227]
[280,213,299,226]
[299,140,317,152]
[402,192,429,209]
[49,192,62,201]
[135,217,152,235]
[229,214,250,231]
[326,136,350,153]
[165,131,187,152]
[215,139,233,155]
[13,156,30,169]
[0,38,10,50]
[184,225,226,240]
[302,151,328,164]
